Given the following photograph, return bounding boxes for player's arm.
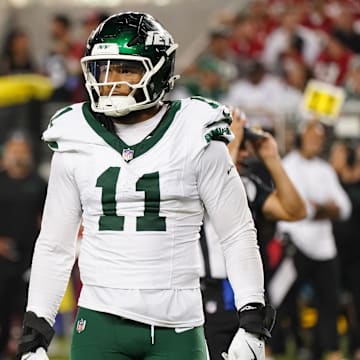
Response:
[197,140,263,308]
[17,152,82,359]
[196,141,275,360]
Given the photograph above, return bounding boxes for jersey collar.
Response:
[82,101,181,161]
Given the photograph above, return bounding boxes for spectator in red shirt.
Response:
[230,12,265,63]
[313,30,354,85]
[300,0,333,33]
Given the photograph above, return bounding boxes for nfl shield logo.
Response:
[122,148,134,162]
[76,318,86,333]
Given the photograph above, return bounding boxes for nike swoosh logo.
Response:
[245,339,257,360]
[174,327,194,333]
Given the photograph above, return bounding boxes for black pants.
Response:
[201,279,238,360]
[0,259,26,356]
[270,249,340,357]
[340,259,360,355]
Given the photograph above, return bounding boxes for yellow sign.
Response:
[302,80,345,124]
[0,74,53,107]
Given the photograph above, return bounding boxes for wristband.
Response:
[17,312,54,357]
[238,303,276,340]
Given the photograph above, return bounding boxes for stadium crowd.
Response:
[0,0,360,359]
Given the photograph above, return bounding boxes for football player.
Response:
[16,12,274,360]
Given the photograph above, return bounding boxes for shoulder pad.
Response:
[187,96,234,145]
[42,102,105,152]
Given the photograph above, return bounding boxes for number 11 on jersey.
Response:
[96,167,166,232]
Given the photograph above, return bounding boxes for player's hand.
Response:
[16,312,54,360]
[20,347,49,360]
[221,328,265,360]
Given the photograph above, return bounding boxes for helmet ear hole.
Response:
[81,11,179,117]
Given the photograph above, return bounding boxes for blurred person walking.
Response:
[0,131,47,359]
[277,120,352,360]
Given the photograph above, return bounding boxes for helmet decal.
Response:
[145,31,173,46]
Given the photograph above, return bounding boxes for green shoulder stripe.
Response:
[205,116,232,128]
[49,106,73,127]
[190,96,220,109]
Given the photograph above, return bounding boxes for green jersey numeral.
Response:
[136,172,166,231]
[96,167,166,232]
[96,167,124,231]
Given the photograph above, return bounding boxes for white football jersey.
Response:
[44,97,232,290]
[27,97,264,327]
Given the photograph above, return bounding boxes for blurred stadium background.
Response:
[1,0,360,359]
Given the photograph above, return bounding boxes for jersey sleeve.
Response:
[203,112,233,145]
[195,140,265,309]
[185,96,234,148]
[42,105,76,152]
[26,152,82,325]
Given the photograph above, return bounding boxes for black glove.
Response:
[238,303,276,340]
[16,311,55,359]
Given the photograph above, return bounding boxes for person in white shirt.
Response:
[16,11,274,360]
[277,120,352,360]
[223,61,286,129]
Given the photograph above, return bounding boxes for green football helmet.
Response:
[81,12,179,116]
